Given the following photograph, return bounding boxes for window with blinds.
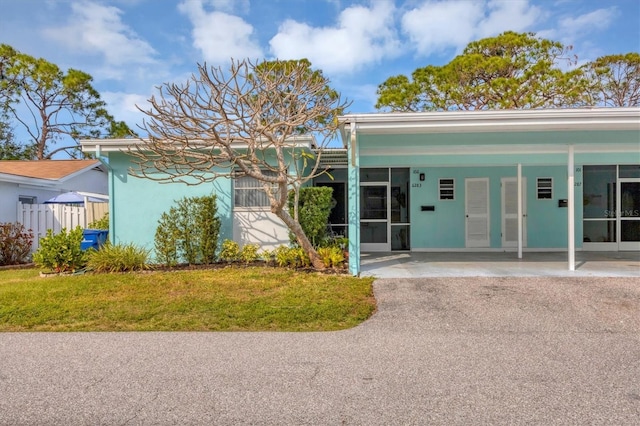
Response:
[234,170,278,208]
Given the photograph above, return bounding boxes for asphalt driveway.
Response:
[1,276,639,425]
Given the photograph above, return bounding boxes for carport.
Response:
[338,108,640,276]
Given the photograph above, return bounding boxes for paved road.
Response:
[1,276,639,425]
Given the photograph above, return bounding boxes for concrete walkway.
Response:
[361,251,640,278]
[1,276,639,425]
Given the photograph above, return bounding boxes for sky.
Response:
[1,0,639,144]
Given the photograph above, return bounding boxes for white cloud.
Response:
[558,8,617,37]
[477,0,541,37]
[269,0,401,75]
[401,0,541,56]
[102,91,151,130]
[178,0,263,63]
[42,1,156,67]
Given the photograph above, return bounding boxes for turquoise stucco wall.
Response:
[107,152,233,256]
[402,165,574,249]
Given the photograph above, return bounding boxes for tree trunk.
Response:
[273,207,325,270]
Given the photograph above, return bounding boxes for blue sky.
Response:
[1,0,639,137]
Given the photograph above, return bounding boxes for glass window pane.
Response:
[621,221,640,242]
[583,166,616,219]
[583,220,616,243]
[361,222,387,244]
[621,182,640,217]
[391,225,410,250]
[619,165,640,178]
[360,168,388,182]
[361,186,387,219]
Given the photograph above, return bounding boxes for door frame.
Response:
[618,177,640,251]
[465,178,490,248]
[360,182,391,252]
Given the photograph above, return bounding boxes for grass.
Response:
[0,267,376,332]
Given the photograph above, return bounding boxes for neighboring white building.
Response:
[0,160,108,224]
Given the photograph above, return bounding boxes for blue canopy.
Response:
[44,191,108,204]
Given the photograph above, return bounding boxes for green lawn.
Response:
[0,267,376,332]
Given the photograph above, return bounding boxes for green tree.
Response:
[131,59,350,270]
[582,53,640,107]
[0,44,134,159]
[0,120,34,159]
[376,31,589,111]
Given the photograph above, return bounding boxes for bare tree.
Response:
[129,59,350,269]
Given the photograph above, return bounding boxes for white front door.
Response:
[465,178,490,248]
[501,177,527,248]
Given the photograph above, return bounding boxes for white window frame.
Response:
[18,195,37,204]
[233,170,279,209]
[537,177,553,200]
[439,178,455,200]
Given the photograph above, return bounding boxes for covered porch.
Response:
[339,107,640,276]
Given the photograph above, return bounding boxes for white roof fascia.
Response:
[0,173,60,188]
[361,142,639,157]
[80,135,316,153]
[339,107,640,135]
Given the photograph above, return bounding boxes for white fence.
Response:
[17,203,88,251]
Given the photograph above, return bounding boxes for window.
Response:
[439,178,455,200]
[18,196,37,204]
[537,178,553,199]
[234,171,278,208]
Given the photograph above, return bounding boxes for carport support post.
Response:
[517,163,523,259]
[568,145,576,271]
[348,124,361,276]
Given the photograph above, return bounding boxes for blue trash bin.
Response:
[81,229,109,251]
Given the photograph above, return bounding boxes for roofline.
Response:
[0,173,61,188]
[57,160,104,183]
[0,160,103,185]
[338,107,640,139]
[80,135,317,153]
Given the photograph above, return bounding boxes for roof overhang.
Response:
[80,135,317,154]
[339,107,640,141]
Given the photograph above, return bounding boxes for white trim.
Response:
[568,145,576,271]
[361,143,638,157]
[340,107,640,135]
[80,136,316,153]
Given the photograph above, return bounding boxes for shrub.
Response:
[88,213,109,230]
[33,227,87,273]
[0,222,34,266]
[240,243,260,263]
[219,239,241,262]
[317,246,345,268]
[288,186,333,247]
[260,248,274,264]
[275,245,310,269]
[87,242,150,273]
[154,211,179,267]
[154,195,221,265]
